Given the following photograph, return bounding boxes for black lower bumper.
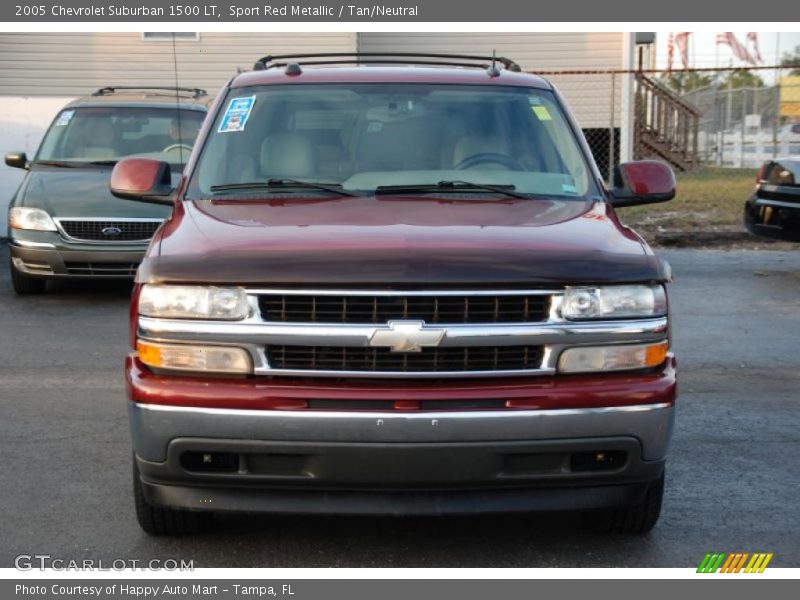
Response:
[140,478,657,516]
[135,436,666,515]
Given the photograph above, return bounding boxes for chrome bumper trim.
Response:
[8,238,56,249]
[130,401,675,463]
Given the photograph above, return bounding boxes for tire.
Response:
[132,457,205,536]
[583,471,665,534]
[10,258,46,295]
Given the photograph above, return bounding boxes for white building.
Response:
[0,32,638,229]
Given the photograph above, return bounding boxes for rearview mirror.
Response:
[110,158,174,205]
[610,160,676,208]
[5,152,28,169]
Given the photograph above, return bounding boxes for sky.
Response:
[655,31,800,69]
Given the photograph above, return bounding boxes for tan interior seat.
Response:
[78,120,117,159]
[260,133,317,179]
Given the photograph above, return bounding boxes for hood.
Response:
[143,195,668,286]
[17,165,173,219]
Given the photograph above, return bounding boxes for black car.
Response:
[6,86,210,294]
[745,157,800,242]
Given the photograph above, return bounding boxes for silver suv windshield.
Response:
[189,83,594,199]
[36,106,205,167]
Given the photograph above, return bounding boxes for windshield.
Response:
[188,83,594,198]
[36,106,205,166]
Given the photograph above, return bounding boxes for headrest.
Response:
[260,133,316,179]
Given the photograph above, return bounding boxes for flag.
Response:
[675,32,691,69]
[747,32,763,63]
[717,32,756,65]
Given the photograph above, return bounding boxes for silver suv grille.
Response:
[137,288,669,379]
[258,293,551,324]
[57,219,162,242]
[266,344,545,374]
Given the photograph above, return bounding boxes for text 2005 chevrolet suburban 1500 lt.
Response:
[110,53,678,536]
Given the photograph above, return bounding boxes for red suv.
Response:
[112,54,677,536]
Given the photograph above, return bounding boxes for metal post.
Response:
[619,32,635,164]
[773,33,781,158]
[740,88,747,168]
[609,73,616,185]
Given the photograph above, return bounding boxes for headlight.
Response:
[137,341,252,374]
[558,341,668,374]
[9,207,57,232]
[139,285,249,320]
[561,285,666,320]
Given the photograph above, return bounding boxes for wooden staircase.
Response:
[634,74,701,171]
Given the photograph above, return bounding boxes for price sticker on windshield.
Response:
[218,96,255,133]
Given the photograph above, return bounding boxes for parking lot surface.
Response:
[0,246,798,567]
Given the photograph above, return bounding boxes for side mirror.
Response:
[610,160,676,208]
[5,152,28,169]
[110,158,174,205]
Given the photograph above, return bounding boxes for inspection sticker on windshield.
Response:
[54,110,74,127]
[532,105,553,121]
[218,96,255,133]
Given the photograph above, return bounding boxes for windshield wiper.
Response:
[34,160,82,168]
[375,180,528,200]
[87,159,118,166]
[210,178,356,197]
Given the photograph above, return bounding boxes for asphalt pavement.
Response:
[0,246,798,568]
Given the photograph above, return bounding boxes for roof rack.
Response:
[92,86,207,99]
[252,52,522,73]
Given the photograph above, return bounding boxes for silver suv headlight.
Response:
[561,284,666,320]
[139,285,249,320]
[9,207,57,232]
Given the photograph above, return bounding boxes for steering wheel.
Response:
[455,152,525,171]
[162,143,193,154]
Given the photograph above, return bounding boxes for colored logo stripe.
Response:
[697,552,773,573]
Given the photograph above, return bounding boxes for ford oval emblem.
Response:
[102,226,122,237]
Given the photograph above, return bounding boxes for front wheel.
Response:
[10,257,46,295]
[582,470,665,534]
[132,457,205,536]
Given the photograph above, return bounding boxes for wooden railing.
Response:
[634,74,701,171]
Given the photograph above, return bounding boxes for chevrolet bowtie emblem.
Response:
[368,320,446,352]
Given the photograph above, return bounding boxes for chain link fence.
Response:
[534,66,800,240]
[541,65,800,174]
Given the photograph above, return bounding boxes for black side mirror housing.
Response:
[5,152,28,169]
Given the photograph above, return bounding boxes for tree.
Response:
[780,45,800,75]
[719,69,765,89]
[659,70,715,94]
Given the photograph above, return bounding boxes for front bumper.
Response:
[128,356,675,515]
[9,234,148,278]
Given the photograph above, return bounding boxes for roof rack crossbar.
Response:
[92,86,207,98]
[269,59,492,70]
[253,52,521,72]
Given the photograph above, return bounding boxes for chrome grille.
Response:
[58,219,161,242]
[258,293,551,324]
[266,345,545,373]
